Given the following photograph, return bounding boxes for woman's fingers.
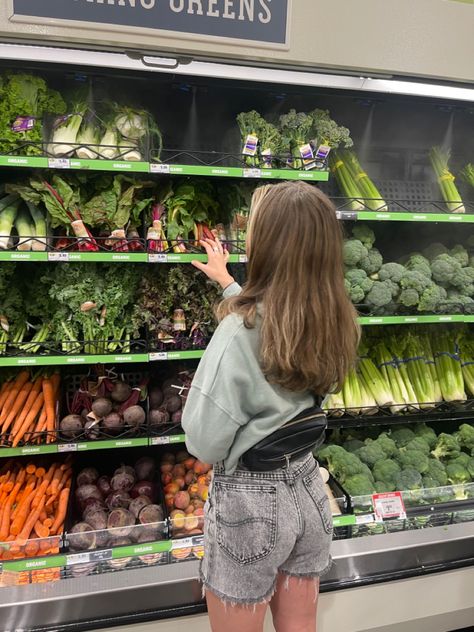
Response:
[192,238,234,289]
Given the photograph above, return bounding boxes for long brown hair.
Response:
[217,181,360,394]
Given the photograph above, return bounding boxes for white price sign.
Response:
[149,352,168,361]
[58,443,78,453]
[243,168,262,178]
[48,158,71,169]
[150,163,170,174]
[148,254,168,263]
[48,252,70,262]
[238,254,248,263]
[372,492,406,521]
[150,436,171,445]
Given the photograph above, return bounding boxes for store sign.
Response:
[372,492,406,522]
[11,0,290,47]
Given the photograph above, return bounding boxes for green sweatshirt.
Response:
[182,282,314,474]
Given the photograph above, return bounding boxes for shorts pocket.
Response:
[214,480,277,566]
[303,467,333,535]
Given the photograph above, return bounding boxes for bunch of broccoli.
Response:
[344,226,474,315]
[318,422,474,501]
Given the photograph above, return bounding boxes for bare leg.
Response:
[270,573,319,632]
[206,589,268,632]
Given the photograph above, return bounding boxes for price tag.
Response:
[48,252,70,262]
[238,254,248,263]
[149,352,168,361]
[48,158,70,169]
[58,443,77,453]
[243,168,261,178]
[150,163,170,174]
[355,513,376,525]
[148,253,168,263]
[372,492,406,521]
[150,436,171,445]
[90,549,112,562]
[172,535,203,549]
[66,552,91,566]
[336,211,358,221]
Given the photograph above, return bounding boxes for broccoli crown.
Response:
[378,262,406,285]
[348,284,365,303]
[422,475,441,489]
[431,433,461,460]
[431,254,462,285]
[456,423,474,451]
[343,438,365,453]
[413,423,438,449]
[399,287,419,308]
[445,462,471,485]
[352,224,375,249]
[345,269,374,301]
[450,267,474,294]
[372,433,398,457]
[343,474,376,497]
[372,458,401,486]
[450,244,469,267]
[418,283,447,313]
[423,243,449,261]
[395,468,423,491]
[359,247,383,275]
[425,458,448,486]
[391,427,416,447]
[318,445,370,483]
[449,453,471,468]
[343,239,368,267]
[365,280,393,308]
[374,480,396,493]
[406,254,432,279]
[400,270,432,293]
[467,457,474,478]
[356,443,387,468]
[397,449,429,473]
[404,437,431,456]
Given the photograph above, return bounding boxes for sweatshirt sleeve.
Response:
[223,281,242,298]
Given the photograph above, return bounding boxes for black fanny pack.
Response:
[240,399,327,472]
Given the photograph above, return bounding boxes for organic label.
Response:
[150,436,171,445]
[372,492,406,521]
[299,143,316,171]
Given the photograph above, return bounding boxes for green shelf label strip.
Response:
[148,253,246,263]
[358,315,473,325]
[0,353,149,367]
[149,350,206,361]
[339,211,474,223]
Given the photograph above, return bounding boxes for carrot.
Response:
[0,380,10,411]
[32,464,56,508]
[34,521,50,539]
[51,486,70,535]
[11,392,44,448]
[35,467,46,479]
[10,492,34,536]
[42,378,56,444]
[18,496,46,542]
[50,372,61,398]
[32,408,47,441]
[0,371,30,428]
[11,477,36,520]
[26,464,36,475]
[43,518,53,529]
[47,467,62,497]
[9,376,43,439]
[0,472,25,541]
[1,381,34,434]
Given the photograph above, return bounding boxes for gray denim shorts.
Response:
[200,453,333,605]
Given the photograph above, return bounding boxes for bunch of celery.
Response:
[358,342,394,408]
[460,164,474,189]
[429,147,465,213]
[329,151,365,211]
[457,333,474,396]
[432,332,466,402]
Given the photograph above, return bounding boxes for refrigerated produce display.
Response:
[0,45,472,632]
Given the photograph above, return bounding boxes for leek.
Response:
[49,110,84,157]
[0,196,21,250]
[26,202,47,251]
[15,208,34,251]
[429,147,465,213]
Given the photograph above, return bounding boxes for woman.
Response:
[182,181,359,632]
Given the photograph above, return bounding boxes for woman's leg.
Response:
[270,573,319,632]
[206,590,268,632]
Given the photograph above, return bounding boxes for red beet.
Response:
[134,456,155,481]
[139,504,164,525]
[107,508,135,537]
[97,475,112,497]
[77,467,99,487]
[129,495,152,518]
[130,480,155,500]
[75,484,102,507]
[105,490,131,509]
[111,470,135,492]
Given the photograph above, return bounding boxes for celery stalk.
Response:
[429,147,465,213]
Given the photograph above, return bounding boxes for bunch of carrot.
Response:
[0,370,60,447]
[0,457,72,559]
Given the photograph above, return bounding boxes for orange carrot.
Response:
[0,372,30,428]
[11,392,44,448]
[51,487,70,535]
[35,467,46,479]
[18,496,46,542]
[32,464,56,509]
[43,518,53,529]
[9,376,43,438]
[26,464,36,475]
[32,407,47,441]
[42,378,56,444]
[10,492,34,536]
[47,467,62,497]
[0,381,11,416]
[1,381,34,434]
[33,520,50,539]
[0,472,25,541]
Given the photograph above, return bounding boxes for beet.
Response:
[165,395,182,414]
[130,480,155,501]
[84,419,100,440]
[84,510,107,531]
[110,381,132,403]
[111,471,135,493]
[82,497,106,517]
[149,409,170,426]
[129,495,152,518]
[77,467,99,487]
[115,465,136,479]
[97,475,112,497]
[171,410,182,424]
[69,522,96,551]
[162,377,184,398]
[107,508,135,537]
[139,504,164,525]
[102,412,124,434]
[149,386,164,409]
[123,405,146,428]
[75,484,102,506]
[91,397,113,418]
[134,457,155,482]
[60,414,83,439]
[106,490,131,510]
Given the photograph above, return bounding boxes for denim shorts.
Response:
[200,453,333,605]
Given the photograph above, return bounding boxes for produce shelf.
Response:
[357,315,474,325]
[336,210,474,223]
[0,434,187,457]
[0,353,149,367]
